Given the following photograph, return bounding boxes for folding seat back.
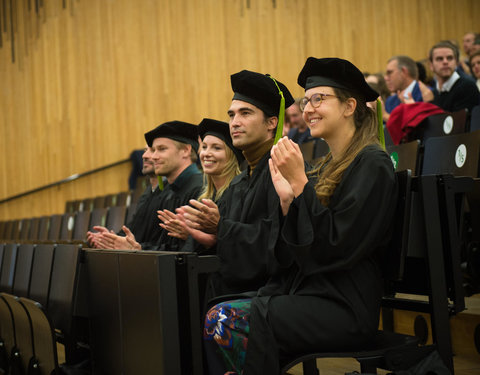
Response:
[417,109,467,142]
[299,141,315,163]
[469,104,480,132]
[313,138,330,161]
[0,244,18,294]
[37,216,50,242]
[93,196,106,209]
[90,208,108,229]
[59,213,75,242]
[125,203,138,227]
[28,217,41,241]
[3,221,14,241]
[47,244,82,336]
[12,244,35,298]
[19,218,32,241]
[71,211,90,242]
[106,206,127,234]
[422,130,480,177]
[0,222,6,240]
[10,220,22,242]
[79,198,94,212]
[18,297,59,375]
[387,140,421,176]
[0,296,15,373]
[1,294,34,374]
[29,244,55,308]
[116,192,131,207]
[47,214,63,242]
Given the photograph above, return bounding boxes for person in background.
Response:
[430,41,479,112]
[286,98,313,145]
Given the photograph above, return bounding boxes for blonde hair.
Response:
[198,144,241,201]
[309,87,380,206]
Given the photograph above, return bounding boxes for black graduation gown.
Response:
[150,164,204,251]
[209,152,281,297]
[243,145,398,375]
[123,185,163,245]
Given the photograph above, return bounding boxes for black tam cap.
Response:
[297,57,379,102]
[198,118,244,163]
[144,121,199,150]
[230,70,295,117]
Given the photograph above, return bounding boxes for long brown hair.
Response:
[309,87,380,205]
[198,145,241,201]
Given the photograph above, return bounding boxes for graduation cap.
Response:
[144,121,199,150]
[231,70,295,143]
[298,57,385,147]
[297,57,379,102]
[198,118,244,164]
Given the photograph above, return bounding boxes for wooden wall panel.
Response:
[0,0,479,220]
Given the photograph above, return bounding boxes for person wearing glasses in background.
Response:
[202,58,398,375]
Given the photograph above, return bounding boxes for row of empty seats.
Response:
[0,243,84,374]
[0,205,136,243]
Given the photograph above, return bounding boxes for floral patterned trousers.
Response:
[203,299,252,375]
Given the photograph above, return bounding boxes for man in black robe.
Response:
[87,144,163,247]
[181,70,294,298]
[94,121,203,251]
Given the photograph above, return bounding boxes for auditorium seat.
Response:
[71,211,91,242]
[93,196,106,209]
[0,221,5,240]
[28,217,41,241]
[422,130,480,177]
[10,220,21,242]
[0,294,15,373]
[12,244,35,298]
[470,105,480,132]
[0,244,18,294]
[106,206,128,233]
[19,297,60,375]
[47,244,83,363]
[90,208,108,229]
[1,294,34,373]
[2,221,14,241]
[19,218,32,241]
[59,213,75,242]
[29,244,55,308]
[416,109,467,142]
[47,214,63,242]
[131,177,149,204]
[37,216,50,242]
[299,141,315,163]
[125,203,137,227]
[65,199,81,214]
[79,198,94,212]
[387,140,421,176]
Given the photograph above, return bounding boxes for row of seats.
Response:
[0,205,136,243]
[64,176,151,214]
[0,243,84,374]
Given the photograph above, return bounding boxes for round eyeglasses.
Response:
[299,93,338,111]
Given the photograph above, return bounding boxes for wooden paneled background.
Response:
[1,0,479,220]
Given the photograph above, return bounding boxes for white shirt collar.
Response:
[403,80,417,98]
[436,71,460,92]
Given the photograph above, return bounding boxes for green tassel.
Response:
[267,75,286,145]
[376,99,385,150]
[157,175,164,191]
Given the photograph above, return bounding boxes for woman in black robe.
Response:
[203,57,398,375]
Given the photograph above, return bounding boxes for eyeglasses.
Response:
[299,93,337,111]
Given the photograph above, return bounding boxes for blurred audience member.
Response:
[430,41,479,112]
[365,73,390,102]
[470,50,480,91]
[383,55,433,121]
[286,99,313,144]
